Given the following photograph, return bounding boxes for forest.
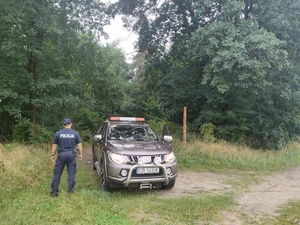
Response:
[0,0,300,150]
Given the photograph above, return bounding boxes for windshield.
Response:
[108,125,157,141]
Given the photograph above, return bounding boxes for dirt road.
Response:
[83,148,300,224]
[172,168,300,224]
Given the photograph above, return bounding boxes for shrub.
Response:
[12,118,52,144]
[199,123,217,142]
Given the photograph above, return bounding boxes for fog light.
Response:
[120,169,128,177]
[166,168,172,175]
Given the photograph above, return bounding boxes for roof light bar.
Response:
[109,117,145,122]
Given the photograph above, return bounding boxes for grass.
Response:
[174,140,300,172]
[1,140,300,224]
[272,201,300,225]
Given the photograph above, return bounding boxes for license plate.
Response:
[136,167,160,174]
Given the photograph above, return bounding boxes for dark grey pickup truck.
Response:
[92,117,178,191]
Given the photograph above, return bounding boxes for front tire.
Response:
[99,158,112,192]
[161,180,175,190]
[92,145,96,170]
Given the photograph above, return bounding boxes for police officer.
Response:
[50,118,83,197]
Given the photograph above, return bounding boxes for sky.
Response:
[101,0,138,62]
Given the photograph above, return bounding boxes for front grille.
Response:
[127,155,165,164]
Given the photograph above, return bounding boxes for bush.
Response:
[12,118,52,144]
[199,123,217,142]
[12,118,31,143]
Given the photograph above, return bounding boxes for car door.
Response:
[99,123,108,160]
[94,122,106,161]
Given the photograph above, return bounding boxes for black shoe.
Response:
[68,189,75,194]
[50,192,58,197]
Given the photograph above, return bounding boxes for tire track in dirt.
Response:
[213,166,300,224]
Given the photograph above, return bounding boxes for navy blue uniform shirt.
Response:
[53,128,81,152]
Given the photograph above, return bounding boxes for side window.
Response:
[161,125,170,137]
[96,123,104,135]
[101,123,108,140]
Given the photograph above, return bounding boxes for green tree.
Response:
[112,0,300,149]
[0,0,130,142]
[188,20,290,148]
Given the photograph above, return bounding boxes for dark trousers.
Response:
[51,151,76,194]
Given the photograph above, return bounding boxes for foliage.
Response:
[113,0,300,149]
[188,20,292,149]
[199,123,217,143]
[2,0,300,150]
[0,0,130,142]
[12,118,53,144]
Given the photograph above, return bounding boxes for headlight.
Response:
[165,152,176,163]
[108,152,127,164]
[154,156,162,164]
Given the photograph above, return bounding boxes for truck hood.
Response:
[106,140,172,155]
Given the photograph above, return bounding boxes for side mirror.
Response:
[163,135,173,142]
[94,134,102,141]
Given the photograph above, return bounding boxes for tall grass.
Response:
[0,143,52,204]
[174,140,300,172]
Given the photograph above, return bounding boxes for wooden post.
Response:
[183,106,187,144]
